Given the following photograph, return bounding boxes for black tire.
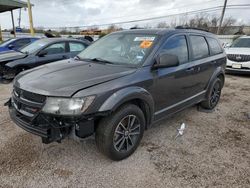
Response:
[200,78,222,110]
[16,67,27,76]
[95,104,145,161]
[1,79,12,84]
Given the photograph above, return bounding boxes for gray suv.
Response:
[6,28,226,160]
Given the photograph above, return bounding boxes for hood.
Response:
[225,48,250,55]
[15,59,136,97]
[0,50,27,63]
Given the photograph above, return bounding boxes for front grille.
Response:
[14,87,46,104]
[227,54,250,62]
[12,86,46,121]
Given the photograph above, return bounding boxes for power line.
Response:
[46,4,250,29]
[63,0,219,23]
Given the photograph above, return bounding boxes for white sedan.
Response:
[225,36,250,74]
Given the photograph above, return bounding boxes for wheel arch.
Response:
[206,67,225,97]
[98,86,154,129]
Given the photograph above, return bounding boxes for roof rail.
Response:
[175,26,209,32]
[130,27,143,30]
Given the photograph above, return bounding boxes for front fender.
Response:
[98,86,155,126]
[5,55,34,68]
[5,59,26,68]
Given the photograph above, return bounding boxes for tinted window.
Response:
[207,37,223,55]
[13,39,31,48]
[43,42,66,55]
[190,36,209,60]
[69,42,86,52]
[162,35,188,64]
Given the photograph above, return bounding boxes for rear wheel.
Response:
[201,78,222,110]
[95,104,145,161]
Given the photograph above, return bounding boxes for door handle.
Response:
[211,60,217,64]
[197,67,201,72]
[186,67,195,72]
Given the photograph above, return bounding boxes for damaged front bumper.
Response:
[0,65,16,80]
[6,90,96,144]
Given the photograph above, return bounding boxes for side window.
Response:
[13,39,31,48]
[43,42,66,55]
[69,42,86,52]
[190,35,209,60]
[207,37,223,55]
[162,35,188,64]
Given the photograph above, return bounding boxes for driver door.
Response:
[151,35,201,119]
[34,42,67,67]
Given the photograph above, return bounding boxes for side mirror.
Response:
[8,44,14,49]
[38,50,48,57]
[153,53,179,69]
[224,43,231,48]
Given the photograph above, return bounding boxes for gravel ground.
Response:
[0,75,249,188]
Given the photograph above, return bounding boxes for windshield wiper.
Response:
[76,57,115,64]
[14,48,29,54]
[90,57,115,64]
[74,55,83,61]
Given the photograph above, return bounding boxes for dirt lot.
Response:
[0,75,249,188]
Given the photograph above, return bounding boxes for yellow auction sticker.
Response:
[140,40,153,48]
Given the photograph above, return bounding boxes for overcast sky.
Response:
[0,0,249,29]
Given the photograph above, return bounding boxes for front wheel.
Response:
[95,104,145,161]
[200,78,222,110]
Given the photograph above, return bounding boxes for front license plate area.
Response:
[232,64,242,69]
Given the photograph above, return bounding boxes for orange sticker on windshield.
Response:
[140,40,153,49]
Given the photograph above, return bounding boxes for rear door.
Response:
[187,35,216,92]
[34,42,67,66]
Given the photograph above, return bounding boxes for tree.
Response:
[157,22,169,28]
[107,24,118,33]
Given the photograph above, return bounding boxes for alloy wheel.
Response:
[113,115,141,152]
[210,82,221,107]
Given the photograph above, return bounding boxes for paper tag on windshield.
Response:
[140,41,153,48]
[134,37,155,41]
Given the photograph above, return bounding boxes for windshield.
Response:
[231,38,250,48]
[0,38,15,47]
[77,33,157,66]
[20,39,47,54]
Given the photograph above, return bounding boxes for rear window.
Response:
[207,37,223,55]
[13,39,31,48]
[69,42,86,52]
[190,35,209,60]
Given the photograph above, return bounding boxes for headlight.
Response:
[42,96,95,115]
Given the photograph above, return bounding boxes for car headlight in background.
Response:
[42,96,95,115]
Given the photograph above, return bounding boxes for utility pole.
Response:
[18,9,21,28]
[0,25,3,42]
[217,0,228,35]
[11,10,16,37]
[27,0,35,36]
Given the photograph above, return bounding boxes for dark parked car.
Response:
[0,37,39,52]
[0,38,89,79]
[6,28,226,160]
